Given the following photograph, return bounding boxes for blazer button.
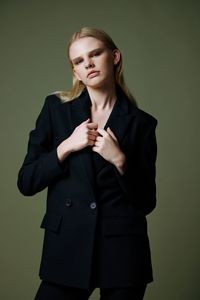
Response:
[90,202,96,209]
[65,198,72,207]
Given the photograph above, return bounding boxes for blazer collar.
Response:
[69,86,135,143]
[67,86,136,201]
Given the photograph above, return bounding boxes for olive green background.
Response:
[1,0,199,299]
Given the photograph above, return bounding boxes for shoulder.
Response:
[117,85,157,128]
[43,93,74,111]
[129,102,158,130]
[135,106,157,126]
[44,93,66,106]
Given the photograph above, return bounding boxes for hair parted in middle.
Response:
[55,27,137,106]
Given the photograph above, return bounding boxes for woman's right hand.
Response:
[57,118,98,162]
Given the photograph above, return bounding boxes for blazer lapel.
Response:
[69,89,92,131]
[68,87,136,198]
[68,90,96,198]
[103,87,136,145]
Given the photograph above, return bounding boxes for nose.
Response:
[84,58,94,69]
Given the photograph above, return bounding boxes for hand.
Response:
[68,118,99,152]
[92,127,126,174]
[57,118,98,162]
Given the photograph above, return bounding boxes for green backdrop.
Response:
[1,0,199,299]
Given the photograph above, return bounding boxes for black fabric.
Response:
[35,280,147,300]
[17,85,157,290]
[86,94,131,287]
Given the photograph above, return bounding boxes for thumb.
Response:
[78,118,90,128]
[82,118,90,124]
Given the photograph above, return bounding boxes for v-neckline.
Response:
[103,99,117,129]
[89,97,118,131]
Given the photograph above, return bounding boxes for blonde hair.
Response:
[55,27,137,106]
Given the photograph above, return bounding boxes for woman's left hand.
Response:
[92,127,126,174]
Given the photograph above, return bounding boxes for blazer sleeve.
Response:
[137,117,158,215]
[17,96,69,196]
[114,116,158,216]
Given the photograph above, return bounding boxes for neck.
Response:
[86,82,117,111]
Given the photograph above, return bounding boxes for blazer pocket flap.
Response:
[103,217,147,236]
[40,213,63,233]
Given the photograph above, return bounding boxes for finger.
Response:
[107,127,117,141]
[89,129,99,137]
[88,134,96,141]
[97,128,107,136]
[96,136,103,142]
[93,140,101,147]
[88,139,95,146]
[82,118,90,124]
[87,123,98,130]
[92,146,99,153]
[79,118,90,127]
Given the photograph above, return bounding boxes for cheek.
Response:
[103,60,114,74]
[102,55,114,70]
[74,68,82,80]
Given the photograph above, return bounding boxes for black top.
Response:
[85,92,126,215]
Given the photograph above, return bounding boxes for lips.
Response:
[87,70,99,78]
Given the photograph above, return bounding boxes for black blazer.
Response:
[17,86,158,290]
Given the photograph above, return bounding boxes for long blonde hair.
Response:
[55,27,137,106]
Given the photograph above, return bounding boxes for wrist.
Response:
[112,151,127,175]
[57,138,73,163]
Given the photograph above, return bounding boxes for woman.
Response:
[17,27,158,300]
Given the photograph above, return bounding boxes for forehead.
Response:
[69,36,105,60]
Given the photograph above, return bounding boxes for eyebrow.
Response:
[71,47,104,63]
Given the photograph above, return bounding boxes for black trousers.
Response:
[34,280,147,300]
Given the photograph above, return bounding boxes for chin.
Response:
[86,77,108,90]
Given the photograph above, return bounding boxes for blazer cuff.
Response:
[44,148,69,177]
[113,165,129,196]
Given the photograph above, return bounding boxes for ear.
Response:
[112,49,121,66]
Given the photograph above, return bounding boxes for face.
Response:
[69,36,120,89]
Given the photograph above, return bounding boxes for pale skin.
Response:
[57,37,126,175]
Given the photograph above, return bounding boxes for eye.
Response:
[91,50,101,57]
[74,59,83,65]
